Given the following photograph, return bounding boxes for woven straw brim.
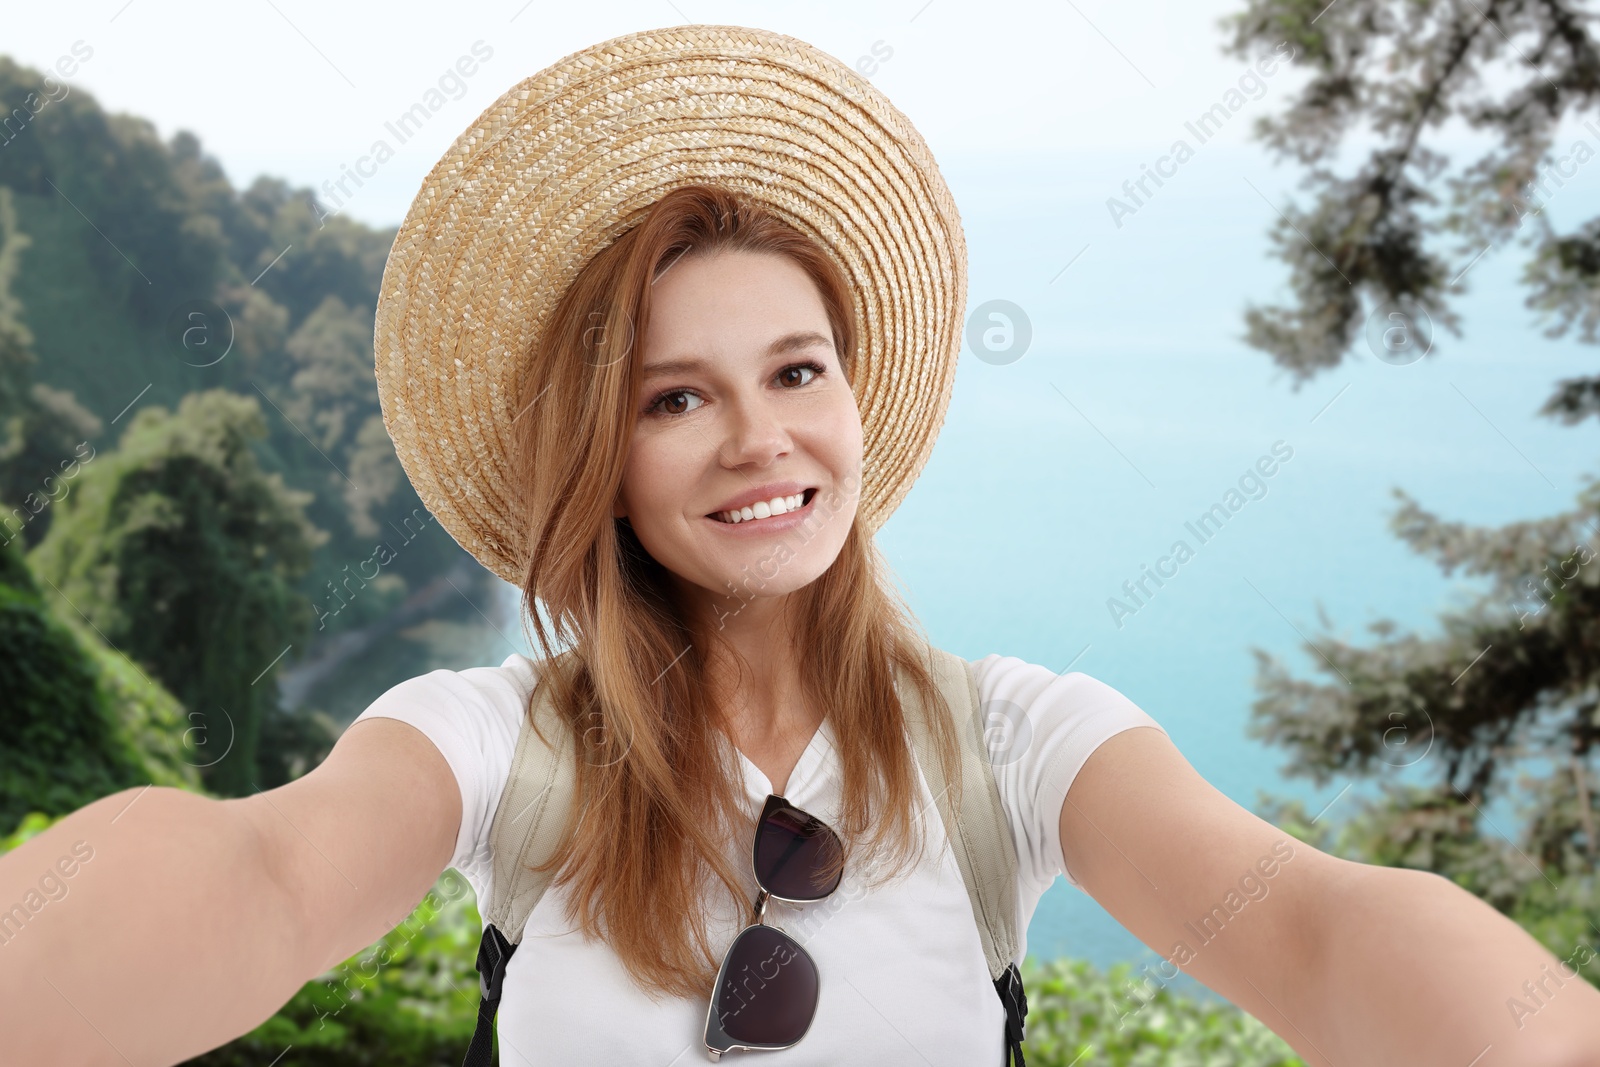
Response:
[373,24,967,586]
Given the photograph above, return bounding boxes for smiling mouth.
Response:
[707,487,818,525]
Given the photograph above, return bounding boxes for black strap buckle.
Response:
[475,923,518,1002]
[993,961,1028,1066]
[463,925,519,1067]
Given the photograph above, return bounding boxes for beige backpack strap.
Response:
[902,643,1031,1064]
[464,650,580,1067]
[485,649,580,942]
[899,643,1022,981]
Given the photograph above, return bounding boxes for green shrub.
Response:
[1019,955,1305,1066]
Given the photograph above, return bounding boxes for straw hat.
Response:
[373,24,968,586]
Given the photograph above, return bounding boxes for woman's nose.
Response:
[718,393,793,466]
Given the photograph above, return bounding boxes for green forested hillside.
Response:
[0,528,201,830]
[0,55,495,751]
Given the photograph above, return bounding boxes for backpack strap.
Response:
[462,644,1029,1067]
[462,649,580,1067]
[484,648,582,940]
[900,643,1030,1067]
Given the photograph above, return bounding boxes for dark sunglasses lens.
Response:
[755,802,843,900]
[715,925,818,1045]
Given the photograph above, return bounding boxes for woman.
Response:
[4,25,1599,1067]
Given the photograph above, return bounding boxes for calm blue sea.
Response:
[480,143,1595,976]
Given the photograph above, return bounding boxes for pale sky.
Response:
[7,0,1292,227]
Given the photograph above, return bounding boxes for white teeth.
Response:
[714,492,807,525]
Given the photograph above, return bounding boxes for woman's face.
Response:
[613,248,863,617]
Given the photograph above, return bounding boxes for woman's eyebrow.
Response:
[641,330,833,380]
[766,329,833,357]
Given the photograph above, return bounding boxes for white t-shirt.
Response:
[353,651,1166,1066]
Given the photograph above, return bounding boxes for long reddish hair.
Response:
[507,183,965,1001]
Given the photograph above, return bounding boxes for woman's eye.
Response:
[779,361,824,388]
[650,390,704,416]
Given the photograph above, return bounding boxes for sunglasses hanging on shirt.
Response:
[703,793,845,1060]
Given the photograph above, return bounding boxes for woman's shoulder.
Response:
[965,651,1161,727]
[350,653,546,890]
[355,652,542,724]
[959,650,1166,890]
[349,652,545,825]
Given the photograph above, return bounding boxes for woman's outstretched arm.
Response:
[0,716,462,1066]
[1058,725,1600,1067]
